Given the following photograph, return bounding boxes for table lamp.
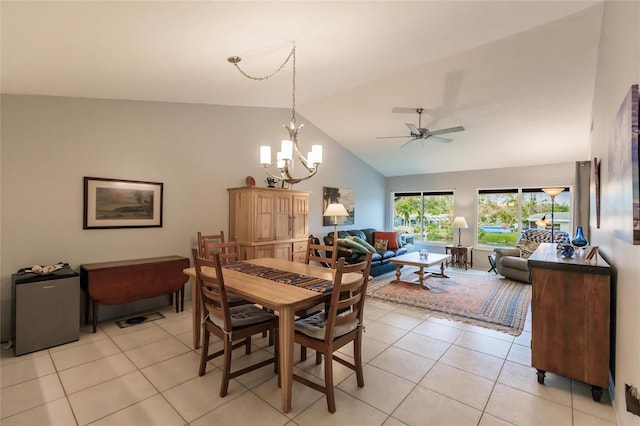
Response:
[452,216,468,246]
[542,187,564,242]
[323,203,349,237]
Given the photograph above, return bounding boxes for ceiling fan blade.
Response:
[405,123,422,137]
[392,107,421,114]
[427,136,452,143]
[429,125,465,136]
[376,135,412,139]
[400,138,419,149]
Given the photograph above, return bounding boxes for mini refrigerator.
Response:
[12,268,80,356]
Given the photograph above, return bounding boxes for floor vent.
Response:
[115,312,165,329]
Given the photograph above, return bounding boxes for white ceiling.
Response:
[1,1,604,177]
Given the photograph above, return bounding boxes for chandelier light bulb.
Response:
[311,145,322,164]
[260,146,271,165]
[281,140,293,161]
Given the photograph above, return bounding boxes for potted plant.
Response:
[265,177,277,188]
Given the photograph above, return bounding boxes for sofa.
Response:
[494,229,570,283]
[324,228,408,276]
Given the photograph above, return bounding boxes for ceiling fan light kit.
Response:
[378,108,465,148]
[228,44,322,186]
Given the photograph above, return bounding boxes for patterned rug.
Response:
[367,267,531,336]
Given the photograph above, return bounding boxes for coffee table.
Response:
[389,252,452,290]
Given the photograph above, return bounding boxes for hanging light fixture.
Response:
[228,44,322,186]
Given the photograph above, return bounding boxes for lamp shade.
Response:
[542,187,564,197]
[452,217,468,229]
[323,203,349,218]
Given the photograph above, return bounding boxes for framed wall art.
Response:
[322,186,354,226]
[83,177,163,229]
[593,157,601,228]
[605,84,639,245]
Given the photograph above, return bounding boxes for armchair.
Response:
[494,229,570,283]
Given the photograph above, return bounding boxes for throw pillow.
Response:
[374,231,399,249]
[337,238,370,254]
[374,239,388,251]
[347,236,376,253]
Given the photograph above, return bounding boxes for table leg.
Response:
[394,265,401,283]
[191,277,201,349]
[279,307,295,413]
[418,266,431,290]
[92,300,99,333]
[440,261,449,278]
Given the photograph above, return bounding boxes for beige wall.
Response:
[589,2,640,425]
[0,95,386,340]
[386,162,578,267]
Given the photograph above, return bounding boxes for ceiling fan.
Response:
[377,108,465,148]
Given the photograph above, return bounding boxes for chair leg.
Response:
[315,351,322,365]
[245,336,252,355]
[220,338,233,397]
[199,328,210,376]
[354,332,364,388]
[301,346,307,361]
[274,331,279,373]
[324,349,336,413]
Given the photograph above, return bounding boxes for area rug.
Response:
[366,267,531,336]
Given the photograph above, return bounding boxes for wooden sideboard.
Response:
[528,243,611,402]
[228,187,309,262]
[80,256,190,332]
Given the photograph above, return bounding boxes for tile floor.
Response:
[1,295,618,425]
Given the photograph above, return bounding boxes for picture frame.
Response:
[605,84,639,245]
[83,177,163,229]
[593,157,601,229]
[322,186,355,226]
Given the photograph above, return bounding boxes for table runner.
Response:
[222,262,333,293]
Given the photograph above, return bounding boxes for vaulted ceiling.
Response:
[1,1,603,176]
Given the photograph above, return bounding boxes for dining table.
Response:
[183,257,363,413]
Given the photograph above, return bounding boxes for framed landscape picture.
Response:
[322,186,355,226]
[83,177,163,229]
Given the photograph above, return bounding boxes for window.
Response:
[393,191,454,244]
[477,187,571,247]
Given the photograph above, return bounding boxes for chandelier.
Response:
[228,44,322,186]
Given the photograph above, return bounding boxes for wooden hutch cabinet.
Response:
[528,243,611,402]
[228,187,309,262]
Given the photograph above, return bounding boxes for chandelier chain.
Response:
[231,45,295,82]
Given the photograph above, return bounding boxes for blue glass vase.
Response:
[571,226,589,248]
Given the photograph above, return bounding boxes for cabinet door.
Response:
[274,243,292,260]
[274,194,292,240]
[254,245,275,259]
[254,191,274,242]
[291,194,309,239]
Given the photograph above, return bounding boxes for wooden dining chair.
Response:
[304,234,338,268]
[299,234,339,360]
[293,252,373,413]
[191,249,279,397]
[204,236,241,263]
[197,230,225,259]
